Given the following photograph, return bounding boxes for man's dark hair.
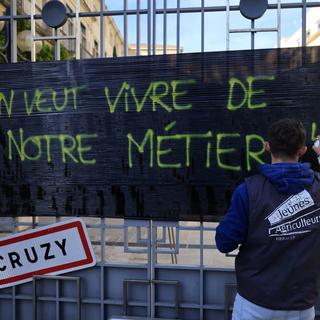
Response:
[268,118,306,158]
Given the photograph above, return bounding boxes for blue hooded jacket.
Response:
[215,163,315,253]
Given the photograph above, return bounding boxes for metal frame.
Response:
[1,1,320,319]
[30,0,80,61]
[32,275,81,320]
[1,1,319,62]
[224,283,236,320]
[0,217,233,320]
[123,279,180,319]
[1,217,319,319]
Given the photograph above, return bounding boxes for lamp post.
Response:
[42,0,68,60]
[239,0,268,49]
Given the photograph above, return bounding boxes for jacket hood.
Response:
[258,162,314,195]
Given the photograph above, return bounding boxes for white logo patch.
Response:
[266,190,314,226]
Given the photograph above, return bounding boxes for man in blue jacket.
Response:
[216,118,320,320]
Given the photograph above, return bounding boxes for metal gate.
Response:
[0,217,236,319]
[0,1,320,319]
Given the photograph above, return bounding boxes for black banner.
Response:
[0,47,319,221]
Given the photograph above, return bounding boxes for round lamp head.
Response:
[17,30,42,53]
[239,0,268,20]
[42,0,68,28]
[0,20,5,32]
[0,9,5,32]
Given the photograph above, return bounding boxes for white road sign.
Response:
[0,218,96,289]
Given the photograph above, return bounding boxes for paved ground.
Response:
[0,218,236,268]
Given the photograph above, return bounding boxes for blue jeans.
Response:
[232,294,315,320]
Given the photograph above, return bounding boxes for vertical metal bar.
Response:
[123,281,128,316]
[226,0,230,51]
[302,0,307,47]
[199,223,204,320]
[100,219,106,263]
[100,220,105,320]
[277,0,281,48]
[150,220,155,319]
[32,216,36,229]
[137,0,141,55]
[77,278,81,320]
[100,266,104,319]
[146,221,152,317]
[136,226,142,242]
[75,0,80,59]
[12,217,16,234]
[168,227,177,264]
[224,285,229,320]
[124,0,128,56]
[175,283,180,319]
[201,0,205,53]
[155,226,158,265]
[12,286,16,320]
[176,0,180,54]
[147,0,152,55]
[173,228,177,264]
[251,19,255,50]
[100,0,105,58]
[124,225,129,251]
[54,28,61,61]
[168,227,174,264]
[31,0,36,62]
[32,278,37,320]
[174,228,178,264]
[163,0,167,54]
[10,0,17,63]
[152,0,156,55]
[55,279,59,320]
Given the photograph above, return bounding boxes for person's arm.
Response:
[300,143,320,172]
[312,144,320,167]
[215,183,249,253]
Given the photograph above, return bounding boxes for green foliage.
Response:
[36,44,54,61]
[17,20,31,33]
[0,25,7,63]
[0,31,6,48]
[37,44,70,62]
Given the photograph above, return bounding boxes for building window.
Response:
[80,23,87,58]
[67,5,75,52]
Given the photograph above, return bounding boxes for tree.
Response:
[37,44,70,62]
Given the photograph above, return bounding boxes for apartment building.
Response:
[9,0,124,59]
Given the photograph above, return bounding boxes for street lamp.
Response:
[42,0,68,29]
[17,30,42,53]
[0,20,5,33]
[239,0,268,20]
[239,0,268,50]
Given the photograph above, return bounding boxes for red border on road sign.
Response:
[0,221,94,285]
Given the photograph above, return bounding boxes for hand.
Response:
[313,136,320,156]
[313,145,320,156]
